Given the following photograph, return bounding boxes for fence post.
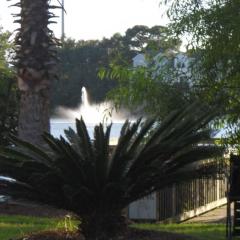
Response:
[172,184,176,217]
[156,191,160,221]
[217,179,220,201]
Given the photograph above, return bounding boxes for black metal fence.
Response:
[129,176,227,222]
[157,177,227,221]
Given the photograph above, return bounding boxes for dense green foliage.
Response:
[98,26,195,119]
[0,105,222,239]
[101,1,239,141]
[100,50,195,119]
[0,28,18,146]
[161,0,240,144]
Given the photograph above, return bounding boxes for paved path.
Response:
[186,204,231,223]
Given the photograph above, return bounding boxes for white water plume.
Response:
[54,87,133,124]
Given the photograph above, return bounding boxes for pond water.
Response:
[51,119,123,145]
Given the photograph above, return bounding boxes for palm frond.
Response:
[0,104,224,233]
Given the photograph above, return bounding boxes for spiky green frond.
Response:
[0,105,223,218]
[9,0,60,89]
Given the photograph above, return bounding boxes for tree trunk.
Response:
[18,88,50,145]
[80,212,127,240]
[14,0,58,146]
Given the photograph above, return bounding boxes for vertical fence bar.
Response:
[129,175,227,222]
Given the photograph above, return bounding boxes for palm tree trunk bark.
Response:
[14,0,58,146]
[18,88,50,145]
[80,212,127,240]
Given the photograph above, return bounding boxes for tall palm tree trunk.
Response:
[80,211,127,240]
[15,0,58,145]
[18,89,50,145]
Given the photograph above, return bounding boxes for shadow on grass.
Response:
[132,223,226,240]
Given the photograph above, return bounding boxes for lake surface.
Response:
[51,119,123,145]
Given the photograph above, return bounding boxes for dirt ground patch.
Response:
[0,201,69,218]
[15,228,197,240]
[0,202,197,240]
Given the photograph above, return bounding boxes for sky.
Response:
[0,0,169,40]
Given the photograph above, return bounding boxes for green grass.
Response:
[0,215,226,240]
[133,222,226,240]
[0,215,77,240]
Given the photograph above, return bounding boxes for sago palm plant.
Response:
[0,105,223,240]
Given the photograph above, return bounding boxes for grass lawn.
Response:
[0,214,226,240]
[133,222,226,240]
[0,215,76,240]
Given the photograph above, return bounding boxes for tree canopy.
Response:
[100,1,240,133]
[161,0,240,143]
[0,28,18,146]
[99,25,194,119]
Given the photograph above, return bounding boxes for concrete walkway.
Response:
[186,204,231,223]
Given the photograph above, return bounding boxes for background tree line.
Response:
[51,25,180,110]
